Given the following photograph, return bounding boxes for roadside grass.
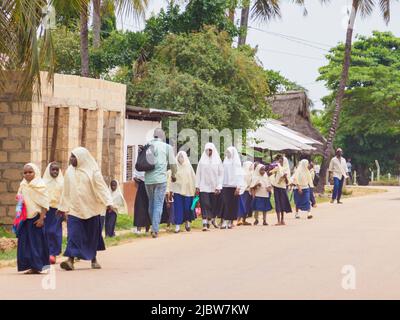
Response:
[0,186,386,266]
[0,226,14,238]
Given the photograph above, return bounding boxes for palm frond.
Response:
[114,0,149,22]
[251,0,282,22]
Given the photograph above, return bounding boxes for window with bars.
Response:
[126,145,136,181]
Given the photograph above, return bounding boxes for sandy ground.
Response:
[1,186,399,300]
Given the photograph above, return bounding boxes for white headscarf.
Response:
[171,151,196,196]
[18,163,49,218]
[291,159,313,188]
[250,164,271,188]
[43,162,64,208]
[198,142,222,166]
[196,143,224,192]
[223,146,244,188]
[110,180,128,214]
[59,147,113,219]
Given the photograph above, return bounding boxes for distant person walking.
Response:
[144,128,177,238]
[346,158,353,183]
[328,148,348,204]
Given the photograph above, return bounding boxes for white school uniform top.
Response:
[254,178,272,198]
[270,164,287,189]
[328,156,348,179]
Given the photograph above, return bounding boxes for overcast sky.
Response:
[116,0,400,110]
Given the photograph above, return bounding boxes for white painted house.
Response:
[124,106,184,182]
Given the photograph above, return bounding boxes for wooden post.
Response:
[50,107,59,162]
[81,109,87,147]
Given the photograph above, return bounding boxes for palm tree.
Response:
[238,0,306,46]
[80,1,90,76]
[92,0,149,49]
[0,0,85,97]
[316,0,396,193]
[93,0,101,48]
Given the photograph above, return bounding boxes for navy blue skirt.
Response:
[294,188,311,211]
[17,215,49,272]
[64,215,105,261]
[273,187,292,213]
[100,215,105,231]
[173,194,194,225]
[44,207,63,256]
[252,196,273,212]
[239,191,253,218]
[221,187,240,220]
[105,210,117,237]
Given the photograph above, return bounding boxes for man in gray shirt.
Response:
[144,128,177,238]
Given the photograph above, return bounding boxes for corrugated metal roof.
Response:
[126,105,185,117]
[264,119,323,145]
[248,119,318,152]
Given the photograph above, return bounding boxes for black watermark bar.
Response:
[0,300,397,319]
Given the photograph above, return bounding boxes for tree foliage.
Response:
[317,31,400,180]
[143,0,239,59]
[47,27,147,78]
[129,27,271,132]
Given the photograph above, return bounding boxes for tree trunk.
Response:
[316,2,358,193]
[238,3,250,46]
[80,2,89,77]
[93,0,101,48]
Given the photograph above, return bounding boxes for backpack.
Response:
[135,144,156,172]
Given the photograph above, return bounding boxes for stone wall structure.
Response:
[0,72,126,225]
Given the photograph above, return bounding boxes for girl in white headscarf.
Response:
[58,147,113,271]
[195,143,224,230]
[291,159,314,219]
[269,154,292,226]
[43,162,64,264]
[170,151,196,233]
[220,146,244,229]
[105,179,128,237]
[17,163,50,274]
[250,164,273,226]
[237,161,254,226]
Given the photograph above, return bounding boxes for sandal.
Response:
[60,259,74,271]
[91,259,102,269]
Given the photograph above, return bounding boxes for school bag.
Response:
[135,144,156,172]
[13,194,27,237]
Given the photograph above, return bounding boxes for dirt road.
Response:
[1,187,399,299]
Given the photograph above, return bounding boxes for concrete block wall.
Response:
[0,100,34,224]
[0,72,126,225]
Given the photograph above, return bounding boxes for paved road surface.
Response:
[1,187,400,300]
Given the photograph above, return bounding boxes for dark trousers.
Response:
[105,211,117,237]
[332,177,345,201]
